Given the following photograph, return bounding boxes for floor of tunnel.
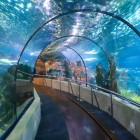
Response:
[62,92,138,140]
[35,92,70,140]
[35,85,111,140]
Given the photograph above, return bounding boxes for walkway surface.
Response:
[35,85,111,140]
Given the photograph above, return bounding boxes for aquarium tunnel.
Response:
[0,0,140,140]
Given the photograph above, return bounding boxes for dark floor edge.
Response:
[67,97,118,140]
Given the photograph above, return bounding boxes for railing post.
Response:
[43,76,45,86]
[13,82,17,119]
[51,76,52,88]
[110,91,113,118]
[68,80,70,93]
[44,76,45,86]
[86,73,87,87]
[60,79,61,91]
[92,88,100,109]
[46,76,47,87]
[91,86,93,106]
[79,83,80,101]
[69,80,74,95]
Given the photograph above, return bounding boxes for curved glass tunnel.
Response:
[35,37,109,84]
[0,0,140,139]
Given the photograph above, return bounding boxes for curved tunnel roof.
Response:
[0,0,140,91]
[0,0,140,67]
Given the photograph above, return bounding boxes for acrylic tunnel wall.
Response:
[0,0,140,138]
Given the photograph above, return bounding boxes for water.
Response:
[0,0,140,137]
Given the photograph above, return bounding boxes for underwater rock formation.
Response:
[64,60,72,78]
[108,56,120,93]
[95,63,108,89]
[95,57,120,94]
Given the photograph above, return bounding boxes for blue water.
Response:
[0,0,140,97]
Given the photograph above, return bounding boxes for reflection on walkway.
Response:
[35,85,110,140]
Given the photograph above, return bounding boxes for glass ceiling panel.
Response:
[36,51,71,76]
[0,1,139,73]
[44,37,108,78]
[39,51,69,63]
[41,45,85,69]
[18,8,139,68]
[108,0,140,31]
[38,48,86,81]
[6,2,138,98]
[1,0,139,65]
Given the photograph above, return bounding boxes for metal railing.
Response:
[2,69,133,139]
[18,70,140,115]
[16,70,140,139]
[15,71,140,139]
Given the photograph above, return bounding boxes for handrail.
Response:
[17,70,33,77]
[91,87,100,109]
[68,81,74,95]
[18,70,140,107]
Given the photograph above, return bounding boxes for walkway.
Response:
[35,85,111,140]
